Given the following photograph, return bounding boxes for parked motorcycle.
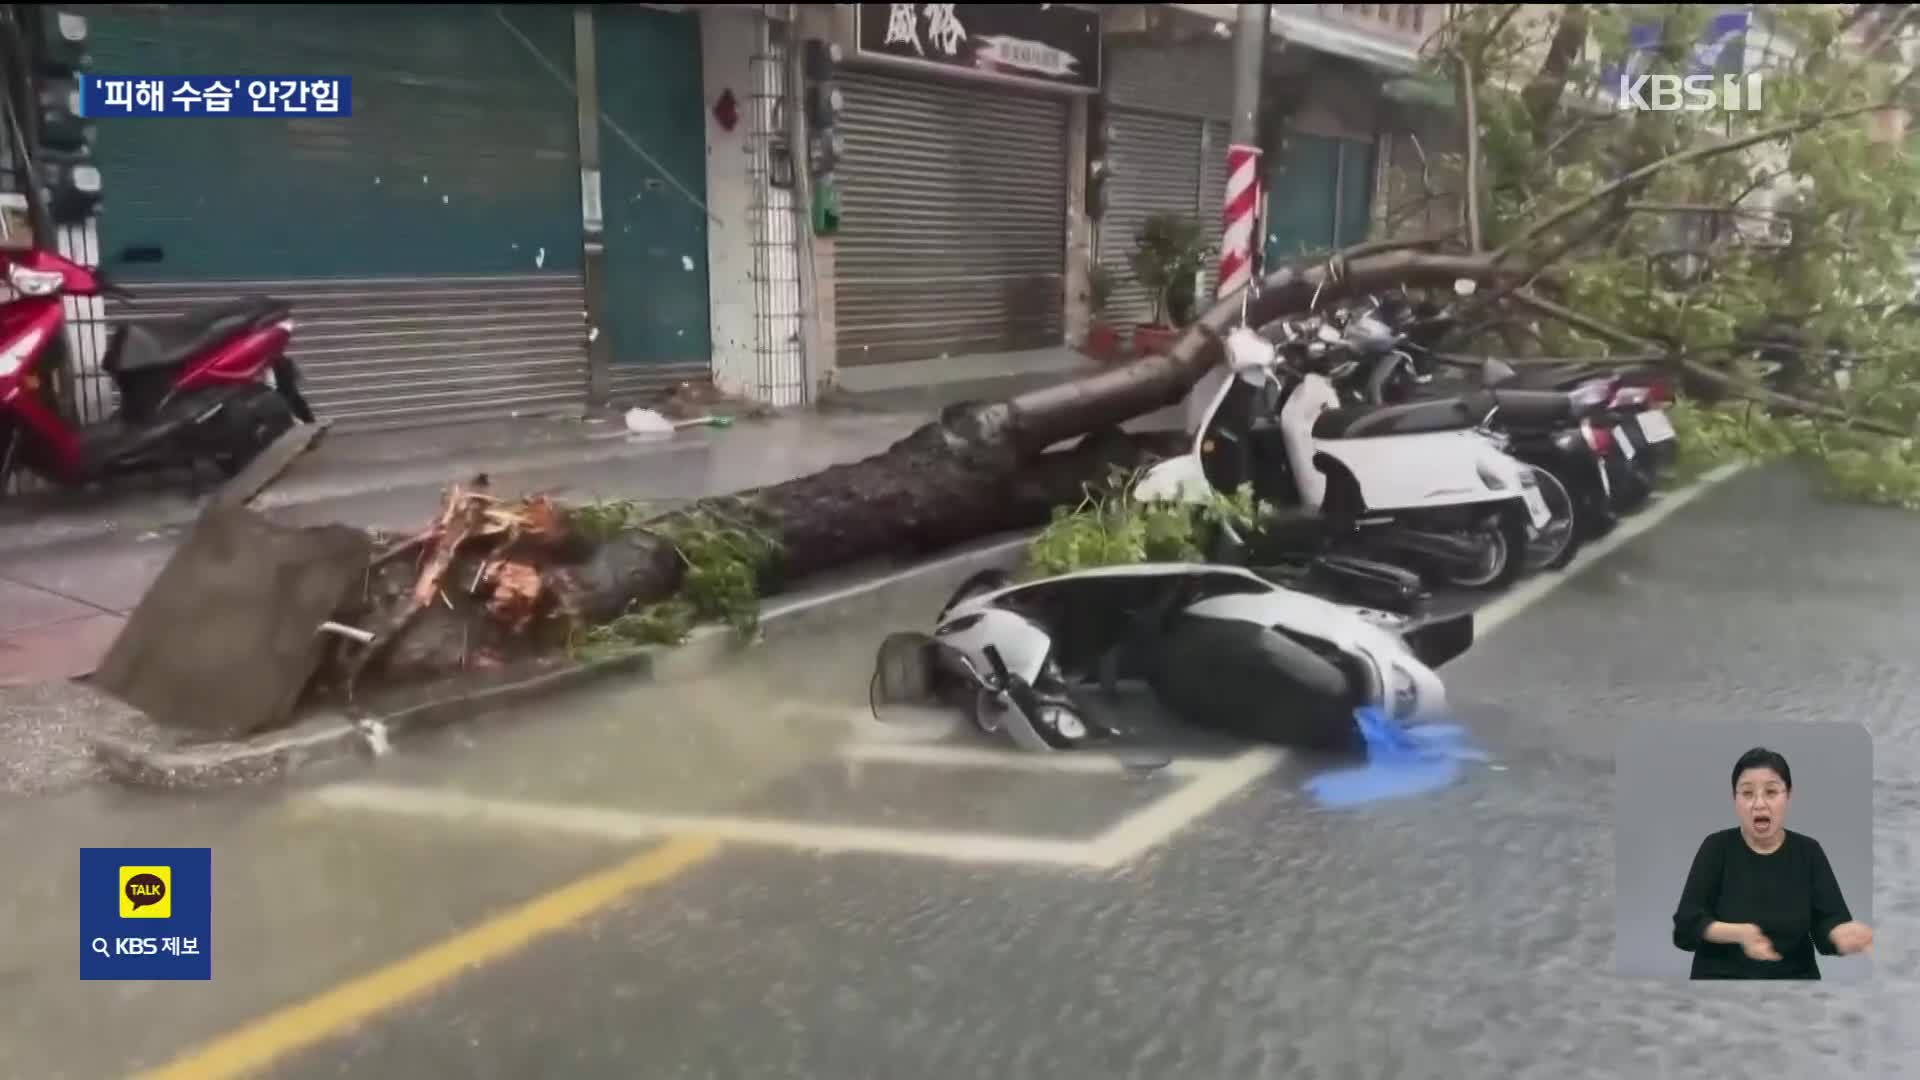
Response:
[1309,289,1631,548]
[1135,322,1556,591]
[0,244,315,494]
[887,562,1473,754]
[1354,286,1680,516]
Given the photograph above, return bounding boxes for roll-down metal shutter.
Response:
[835,70,1069,367]
[1097,109,1203,326]
[86,4,586,428]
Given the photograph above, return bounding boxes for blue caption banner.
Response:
[79,847,213,981]
[77,75,352,117]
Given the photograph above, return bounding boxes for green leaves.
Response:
[1023,468,1263,578]
[575,498,783,657]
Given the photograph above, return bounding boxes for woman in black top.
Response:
[1671,747,1874,979]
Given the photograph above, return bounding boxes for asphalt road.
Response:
[6,462,1919,1079]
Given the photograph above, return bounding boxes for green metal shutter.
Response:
[834,69,1069,368]
[1097,108,1203,327]
[86,4,587,427]
[1264,133,1377,265]
[595,6,712,402]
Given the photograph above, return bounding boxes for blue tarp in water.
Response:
[1303,706,1490,808]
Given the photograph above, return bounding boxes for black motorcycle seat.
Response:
[1492,363,1608,389]
[1312,397,1480,439]
[1467,387,1575,426]
[107,296,291,375]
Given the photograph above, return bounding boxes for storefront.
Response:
[832,4,1100,368]
[1101,40,1234,323]
[1100,14,1402,304]
[83,3,712,428]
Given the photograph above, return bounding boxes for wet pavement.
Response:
[3,462,1919,1078]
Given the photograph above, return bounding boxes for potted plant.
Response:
[1127,211,1212,357]
[1083,263,1120,363]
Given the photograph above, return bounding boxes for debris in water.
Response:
[625,407,676,435]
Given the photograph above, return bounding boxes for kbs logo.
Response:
[1617,72,1764,112]
[119,865,171,919]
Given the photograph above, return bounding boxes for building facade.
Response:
[46,3,1461,425]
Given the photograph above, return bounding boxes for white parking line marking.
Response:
[1086,747,1286,867]
[301,783,1112,868]
[1474,463,1742,636]
[836,739,1216,778]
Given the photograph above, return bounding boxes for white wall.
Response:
[700,6,761,400]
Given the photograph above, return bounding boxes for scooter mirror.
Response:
[1225,327,1277,375]
[1453,278,1477,297]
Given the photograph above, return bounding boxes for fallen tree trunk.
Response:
[308,249,1525,704]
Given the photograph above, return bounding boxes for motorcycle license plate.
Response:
[1614,426,1637,459]
[1635,408,1676,443]
[1522,485,1551,529]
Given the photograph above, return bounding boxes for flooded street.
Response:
[4,465,1918,1079]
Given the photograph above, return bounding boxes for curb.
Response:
[87,531,1038,791]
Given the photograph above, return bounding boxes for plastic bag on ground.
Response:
[1303,706,1489,808]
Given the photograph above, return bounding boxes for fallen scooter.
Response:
[871,562,1474,754]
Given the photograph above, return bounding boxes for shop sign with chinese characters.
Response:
[854,4,1102,93]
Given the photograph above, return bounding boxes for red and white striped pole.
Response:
[1217,142,1263,300]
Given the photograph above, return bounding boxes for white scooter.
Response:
[903,562,1470,753]
[1136,319,1553,590]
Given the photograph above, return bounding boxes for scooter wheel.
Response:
[1440,514,1529,590]
[1521,466,1580,573]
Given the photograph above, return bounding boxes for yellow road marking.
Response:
[136,835,721,1080]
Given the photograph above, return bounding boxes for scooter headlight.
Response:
[1046,706,1087,741]
[7,264,65,298]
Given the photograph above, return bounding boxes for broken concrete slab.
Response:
[91,507,373,739]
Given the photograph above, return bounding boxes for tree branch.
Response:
[1521,4,1591,138]
[1679,358,1910,438]
[1496,101,1901,262]
[1626,201,1802,221]
[1456,51,1485,252]
[1861,4,1916,62]
[1509,292,1913,439]
[1511,290,1658,351]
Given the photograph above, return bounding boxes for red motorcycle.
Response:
[0,244,314,493]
